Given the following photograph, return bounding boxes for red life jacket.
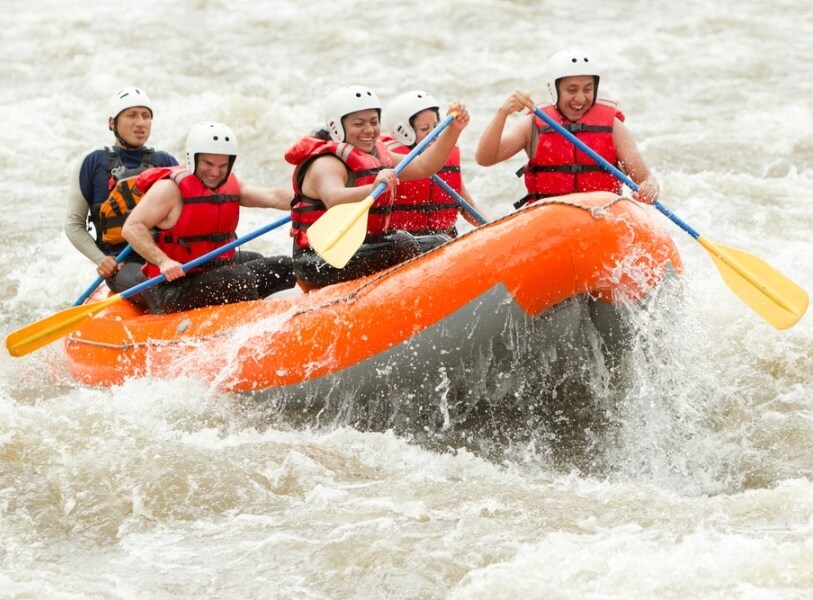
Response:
[383,136,462,235]
[285,136,394,249]
[518,99,624,208]
[141,166,241,278]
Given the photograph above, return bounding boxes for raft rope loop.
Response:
[529,194,629,220]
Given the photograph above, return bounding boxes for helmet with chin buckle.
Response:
[545,48,601,106]
[384,90,441,146]
[323,85,382,142]
[185,121,238,178]
[107,86,154,122]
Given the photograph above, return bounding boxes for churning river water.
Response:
[1,0,812,598]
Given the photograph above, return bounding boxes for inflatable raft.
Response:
[63,192,682,435]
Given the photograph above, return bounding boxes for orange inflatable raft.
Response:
[64,192,682,426]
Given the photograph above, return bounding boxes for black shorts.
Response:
[293,230,421,289]
[142,255,295,314]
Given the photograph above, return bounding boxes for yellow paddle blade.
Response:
[308,196,375,269]
[5,294,124,357]
[698,237,808,329]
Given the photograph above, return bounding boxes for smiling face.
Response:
[341,109,381,152]
[109,106,152,148]
[555,75,596,121]
[195,153,232,189]
[411,109,439,144]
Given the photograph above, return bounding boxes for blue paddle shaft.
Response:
[531,106,701,240]
[369,113,457,202]
[72,245,135,306]
[430,175,488,225]
[120,215,292,301]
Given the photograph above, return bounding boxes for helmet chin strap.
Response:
[194,155,236,189]
[111,119,142,151]
[554,75,600,112]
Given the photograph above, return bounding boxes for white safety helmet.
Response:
[384,90,441,146]
[323,85,382,142]
[184,121,239,173]
[545,48,601,106]
[107,86,154,121]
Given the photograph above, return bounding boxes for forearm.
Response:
[622,156,658,190]
[622,158,659,203]
[632,171,660,203]
[64,181,106,265]
[123,223,168,267]
[403,128,462,180]
[239,180,294,209]
[633,170,658,189]
[462,197,489,225]
[614,120,657,189]
[457,181,489,225]
[321,183,377,208]
[474,110,511,166]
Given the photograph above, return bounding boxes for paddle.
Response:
[430,174,488,225]
[532,106,809,330]
[308,112,457,269]
[6,215,292,357]
[71,245,134,306]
